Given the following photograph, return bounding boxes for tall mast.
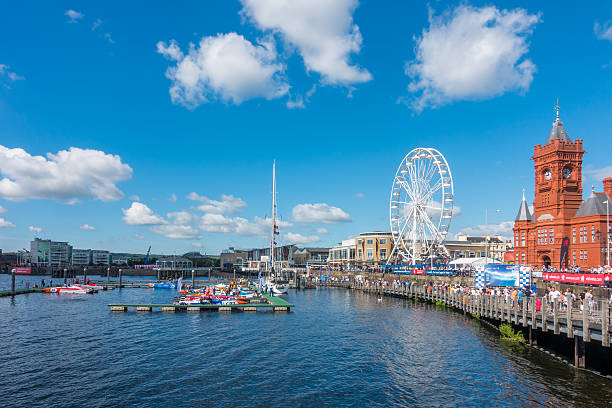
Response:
[271,160,276,276]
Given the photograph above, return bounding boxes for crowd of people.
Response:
[347,276,612,314]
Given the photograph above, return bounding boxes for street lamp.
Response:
[83,267,87,283]
[106,267,110,287]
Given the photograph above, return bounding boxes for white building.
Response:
[328,238,356,268]
[72,249,91,266]
[30,238,72,267]
[92,250,110,265]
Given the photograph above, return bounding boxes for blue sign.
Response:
[484,264,521,287]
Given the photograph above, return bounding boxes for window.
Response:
[379,239,386,244]
[515,233,519,247]
[521,232,525,246]
[366,248,373,259]
[521,253,526,265]
[358,249,362,259]
[592,225,596,242]
[572,251,576,265]
[572,228,576,244]
[366,239,373,245]
[584,250,588,261]
[379,248,387,259]
[549,228,554,244]
[357,239,362,245]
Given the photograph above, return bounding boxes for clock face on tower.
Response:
[563,167,572,179]
[544,169,552,180]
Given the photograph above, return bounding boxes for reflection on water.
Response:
[0,276,610,407]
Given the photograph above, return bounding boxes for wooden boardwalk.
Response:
[108,294,293,313]
[322,281,611,368]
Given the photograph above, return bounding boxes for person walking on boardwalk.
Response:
[585,290,594,315]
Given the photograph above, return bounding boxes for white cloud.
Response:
[595,21,612,42]
[80,224,96,230]
[104,33,115,44]
[199,214,289,237]
[452,205,463,217]
[292,203,351,224]
[0,205,5,213]
[92,18,102,31]
[192,242,202,248]
[0,64,24,82]
[134,233,144,239]
[169,193,177,202]
[167,211,196,225]
[122,202,168,225]
[150,224,201,239]
[157,33,289,107]
[240,0,371,86]
[316,227,328,234]
[28,226,42,233]
[286,96,305,109]
[406,5,540,112]
[130,194,140,201]
[285,232,320,244]
[585,165,612,182]
[65,10,84,24]
[457,220,514,239]
[0,145,132,202]
[189,193,247,215]
[354,192,365,198]
[0,218,15,228]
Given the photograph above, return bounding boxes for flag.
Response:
[258,270,262,281]
[176,277,183,292]
[328,266,331,278]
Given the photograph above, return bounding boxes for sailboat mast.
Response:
[271,160,276,276]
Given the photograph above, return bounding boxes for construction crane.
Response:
[144,246,151,265]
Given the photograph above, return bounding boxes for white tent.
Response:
[449,257,501,267]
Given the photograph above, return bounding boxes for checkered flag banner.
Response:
[519,266,531,287]
[475,267,485,289]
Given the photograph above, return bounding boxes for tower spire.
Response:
[555,98,560,121]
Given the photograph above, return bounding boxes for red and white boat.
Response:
[77,283,103,291]
[43,286,91,294]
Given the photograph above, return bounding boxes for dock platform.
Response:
[108,295,293,313]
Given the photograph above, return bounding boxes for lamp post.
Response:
[119,268,123,288]
[83,267,87,283]
[106,267,110,287]
[63,268,67,285]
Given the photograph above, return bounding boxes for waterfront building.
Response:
[30,238,72,267]
[513,106,612,268]
[91,250,110,266]
[220,248,247,269]
[328,239,356,268]
[445,233,513,262]
[354,232,393,267]
[71,249,91,266]
[293,247,330,266]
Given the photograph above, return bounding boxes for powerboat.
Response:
[43,286,90,295]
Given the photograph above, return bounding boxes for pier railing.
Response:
[320,280,611,367]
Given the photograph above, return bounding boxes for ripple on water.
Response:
[1,278,612,407]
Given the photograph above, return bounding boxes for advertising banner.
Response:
[14,267,31,275]
[484,264,521,287]
[543,272,611,285]
[390,265,455,276]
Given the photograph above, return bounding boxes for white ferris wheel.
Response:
[389,147,454,264]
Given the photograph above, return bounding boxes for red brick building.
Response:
[513,107,612,269]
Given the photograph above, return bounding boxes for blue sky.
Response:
[1,0,612,255]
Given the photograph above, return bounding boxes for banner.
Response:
[390,264,455,276]
[543,272,611,286]
[559,237,570,267]
[14,267,31,275]
[484,264,521,287]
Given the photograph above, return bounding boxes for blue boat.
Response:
[152,282,176,289]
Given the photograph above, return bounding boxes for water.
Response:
[1,275,611,407]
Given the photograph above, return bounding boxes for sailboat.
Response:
[266,160,289,295]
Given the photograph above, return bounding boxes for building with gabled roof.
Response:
[513,103,612,269]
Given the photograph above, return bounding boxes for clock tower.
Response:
[532,102,585,222]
